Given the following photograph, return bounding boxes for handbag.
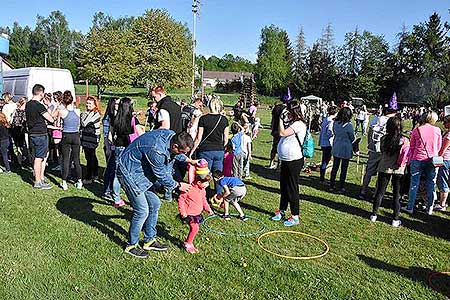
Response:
[417,127,443,167]
[128,117,141,143]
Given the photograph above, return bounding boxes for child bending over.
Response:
[213,170,248,221]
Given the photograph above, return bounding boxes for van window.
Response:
[3,79,13,94]
[14,79,27,96]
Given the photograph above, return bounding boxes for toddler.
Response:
[252,117,262,139]
[223,142,234,177]
[178,165,214,254]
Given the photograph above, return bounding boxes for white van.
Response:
[3,67,75,102]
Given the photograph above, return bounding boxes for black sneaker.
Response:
[124,245,148,258]
[143,239,168,251]
[239,215,249,221]
[222,214,231,221]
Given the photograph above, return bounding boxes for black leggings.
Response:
[61,133,82,181]
[0,138,11,171]
[83,147,98,180]
[372,172,402,220]
[279,158,304,216]
[330,157,350,189]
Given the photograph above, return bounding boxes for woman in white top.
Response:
[271,100,307,227]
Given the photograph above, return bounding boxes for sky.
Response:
[1,0,449,62]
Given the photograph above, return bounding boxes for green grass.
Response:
[0,108,449,299]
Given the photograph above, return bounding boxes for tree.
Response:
[293,26,308,95]
[77,15,137,97]
[255,25,292,96]
[132,9,192,89]
[8,22,33,68]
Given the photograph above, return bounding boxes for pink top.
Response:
[442,133,450,160]
[178,184,212,217]
[408,124,442,161]
[223,151,233,176]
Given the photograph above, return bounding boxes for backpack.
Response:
[11,110,26,129]
[370,117,387,152]
[181,105,196,132]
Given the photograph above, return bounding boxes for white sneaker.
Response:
[74,181,83,190]
[434,204,447,211]
[369,215,377,222]
[427,206,433,215]
[392,220,402,227]
[60,181,68,191]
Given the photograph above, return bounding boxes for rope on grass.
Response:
[428,272,450,293]
[202,214,266,237]
[257,230,329,260]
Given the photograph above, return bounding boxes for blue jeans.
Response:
[320,146,332,181]
[197,150,224,194]
[197,150,224,173]
[125,188,161,246]
[407,159,436,210]
[112,147,125,202]
[103,150,115,194]
[437,160,450,192]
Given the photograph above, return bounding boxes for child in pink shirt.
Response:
[223,143,234,177]
[178,168,214,253]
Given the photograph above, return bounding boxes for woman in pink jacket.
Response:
[403,111,442,215]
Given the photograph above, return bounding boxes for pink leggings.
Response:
[186,222,200,244]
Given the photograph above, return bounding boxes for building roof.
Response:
[0,55,14,70]
[203,70,252,81]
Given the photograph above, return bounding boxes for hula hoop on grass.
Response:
[428,272,450,292]
[202,214,266,237]
[257,230,329,260]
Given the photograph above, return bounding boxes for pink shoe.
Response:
[113,199,126,208]
[184,243,198,254]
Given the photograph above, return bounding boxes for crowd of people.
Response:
[0,84,260,258]
[268,93,448,230]
[1,83,448,258]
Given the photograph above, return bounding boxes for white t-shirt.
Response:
[241,134,252,156]
[157,109,170,125]
[2,103,17,123]
[277,121,307,161]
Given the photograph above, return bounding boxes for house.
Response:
[1,55,14,71]
[203,71,252,88]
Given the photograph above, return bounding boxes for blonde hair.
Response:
[2,92,12,103]
[424,111,438,125]
[17,97,27,108]
[209,96,223,114]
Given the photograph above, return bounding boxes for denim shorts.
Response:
[30,134,49,159]
[437,160,450,192]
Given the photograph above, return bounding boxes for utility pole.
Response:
[44,53,48,67]
[201,60,204,101]
[57,43,61,68]
[191,0,200,100]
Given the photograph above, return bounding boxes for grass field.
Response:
[0,106,449,299]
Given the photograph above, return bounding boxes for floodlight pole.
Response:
[191,0,199,100]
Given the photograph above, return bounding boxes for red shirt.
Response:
[178,184,212,217]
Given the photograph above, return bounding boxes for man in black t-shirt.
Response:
[25,84,55,190]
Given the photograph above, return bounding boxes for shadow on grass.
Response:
[358,255,450,298]
[301,193,450,241]
[56,197,182,248]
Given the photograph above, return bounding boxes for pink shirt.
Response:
[223,151,233,176]
[408,124,442,161]
[178,184,212,217]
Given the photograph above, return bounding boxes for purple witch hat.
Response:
[282,87,292,102]
[388,92,398,111]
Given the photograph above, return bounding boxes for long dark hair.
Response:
[104,97,118,121]
[287,100,306,123]
[382,116,403,155]
[114,97,133,130]
[335,107,352,124]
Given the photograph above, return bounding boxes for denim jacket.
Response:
[117,129,187,197]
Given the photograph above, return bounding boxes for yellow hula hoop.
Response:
[257,230,330,260]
